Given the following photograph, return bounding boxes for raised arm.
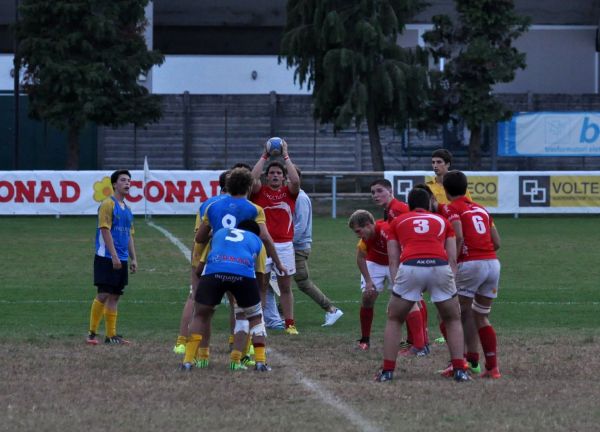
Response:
[251,147,268,195]
[281,140,300,196]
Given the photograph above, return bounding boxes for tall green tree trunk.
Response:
[67,127,80,169]
[468,124,482,170]
[367,109,385,171]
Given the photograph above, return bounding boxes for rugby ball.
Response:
[266,137,283,157]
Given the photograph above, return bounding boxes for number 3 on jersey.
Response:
[413,219,429,233]
[225,228,244,242]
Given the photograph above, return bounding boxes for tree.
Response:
[422,0,530,169]
[281,0,429,171]
[17,0,164,169]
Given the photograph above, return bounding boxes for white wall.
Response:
[151,55,310,94]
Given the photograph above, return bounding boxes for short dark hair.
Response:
[231,162,252,171]
[443,170,468,197]
[408,188,431,211]
[218,170,230,191]
[110,170,131,187]
[413,183,433,198]
[432,149,453,165]
[237,219,260,236]
[266,161,286,177]
[370,179,392,190]
[227,167,253,196]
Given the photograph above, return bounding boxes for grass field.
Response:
[1,215,599,431]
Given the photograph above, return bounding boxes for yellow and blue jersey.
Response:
[95,196,134,261]
[204,227,263,278]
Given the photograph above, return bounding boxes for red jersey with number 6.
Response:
[440,196,497,262]
[387,209,455,263]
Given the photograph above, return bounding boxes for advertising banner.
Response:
[498,112,600,156]
[385,171,600,214]
[0,170,222,215]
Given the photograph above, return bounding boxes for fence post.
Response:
[326,175,342,219]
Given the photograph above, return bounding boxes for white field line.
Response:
[146,221,382,432]
[147,220,192,259]
[272,349,384,432]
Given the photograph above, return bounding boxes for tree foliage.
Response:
[281,0,429,170]
[17,0,164,168]
[422,0,530,168]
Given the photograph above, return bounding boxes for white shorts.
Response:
[265,241,296,276]
[392,263,456,303]
[456,259,501,299]
[360,261,391,292]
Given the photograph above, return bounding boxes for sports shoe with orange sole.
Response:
[481,367,501,379]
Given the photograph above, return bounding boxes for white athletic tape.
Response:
[234,319,249,334]
[249,321,266,337]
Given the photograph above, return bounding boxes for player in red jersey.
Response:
[347,210,424,352]
[441,170,502,379]
[370,178,428,352]
[370,179,409,221]
[251,139,300,335]
[375,188,469,382]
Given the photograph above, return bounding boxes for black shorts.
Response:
[94,255,128,295]
[196,273,260,308]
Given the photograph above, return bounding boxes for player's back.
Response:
[443,197,496,261]
[204,195,263,230]
[389,210,453,262]
[204,227,263,278]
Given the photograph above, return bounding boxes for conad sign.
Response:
[0,171,222,215]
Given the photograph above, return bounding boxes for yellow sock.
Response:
[89,299,105,333]
[228,334,234,345]
[198,347,210,361]
[254,346,266,363]
[184,334,202,364]
[176,335,187,346]
[230,349,242,364]
[104,309,117,338]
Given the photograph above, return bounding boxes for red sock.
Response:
[382,359,396,372]
[406,310,425,349]
[360,307,374,339]
[451,358,466,371]
[285,319,295,328]
[420,300,429,344]
[439,321,447,340]
[405,321,413,344]
[465,352,480,366]
[478,325,498,369]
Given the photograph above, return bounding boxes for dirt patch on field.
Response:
[1,334,599,432]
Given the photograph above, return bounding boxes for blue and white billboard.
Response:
[498,112,600,156]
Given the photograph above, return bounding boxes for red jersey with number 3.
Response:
[440,196,497,262]
[387,209,455,262]
[251,185,297,242]
[386,198,409,222]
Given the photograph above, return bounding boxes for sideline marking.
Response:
[274,349,383,432]
[147,220,192,259]
[147,220,382,432]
